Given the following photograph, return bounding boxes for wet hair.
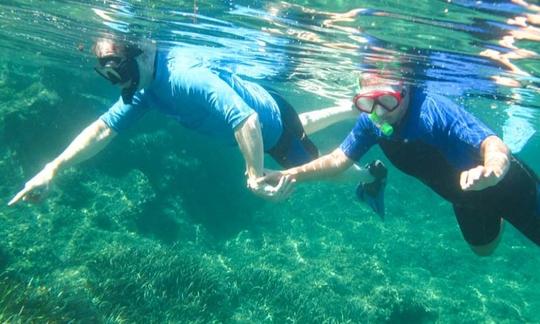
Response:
[92,37,142,59]
[358,71,403,88]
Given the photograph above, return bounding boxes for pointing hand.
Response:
[8,165,55,206]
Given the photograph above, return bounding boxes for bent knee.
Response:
[469,243,498,257]
[466,219,504,257]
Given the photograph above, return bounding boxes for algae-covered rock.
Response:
[0,64,61,128]
[57,167,156,233]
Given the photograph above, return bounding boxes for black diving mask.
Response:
[94,47,142,104]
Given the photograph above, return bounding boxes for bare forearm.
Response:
[49,119,116,174]
[234,113,265,179]
[282,148,357,182]
[482,135,510,176]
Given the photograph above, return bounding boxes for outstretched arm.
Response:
[258,148,372,200]
[281,147,371,182]
[8,119,116,206]
[460,135,510,191]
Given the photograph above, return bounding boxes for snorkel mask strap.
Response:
[119,44,143,104]
[120,57,140,104]
[125,44,143,59]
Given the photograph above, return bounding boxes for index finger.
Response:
[7,187,30,206]
[459,171,469,191]
[275,175,295,200]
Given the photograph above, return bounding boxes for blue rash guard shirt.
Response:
[340,87,540,248]
[340,87,495,171]
[100,48,283,149]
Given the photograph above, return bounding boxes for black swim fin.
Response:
[356,160,387,219]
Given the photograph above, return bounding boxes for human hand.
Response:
[8,165,55,206]
[460,165,504,191]
[247,173,295,202]
[260,170,284,186]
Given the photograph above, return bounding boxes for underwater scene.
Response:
[1,0,540,322]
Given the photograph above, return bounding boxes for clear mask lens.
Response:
[95,66,123,84]
[95,55,129,85]
[356,97,375,112]
[378,94,399,110]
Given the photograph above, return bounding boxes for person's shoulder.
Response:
[164,48,205,74]
[107,91,147,111]
[351,113,377,134]
[166,58,219,88]
[410,89,459,132]
[423,91,460,108]
[419,90,465,119]
[355,113,371,126]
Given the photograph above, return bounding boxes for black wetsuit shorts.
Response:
[266,90,319,168]
[379,138,540,247]
[453,157,540,246]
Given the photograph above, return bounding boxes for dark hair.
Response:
[92,36,142,58]
[358,71,404,88]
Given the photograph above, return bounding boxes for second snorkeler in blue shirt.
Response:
[264,72,540,256]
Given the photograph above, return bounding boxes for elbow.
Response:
[234,113,259,134]
[483,136,510,155]
[94,119,116,141]
[327,149,354,175]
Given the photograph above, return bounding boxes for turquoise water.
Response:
[1,0,540,322]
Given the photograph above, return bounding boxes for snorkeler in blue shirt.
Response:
[263,72,540,256]
[8,37,369,206]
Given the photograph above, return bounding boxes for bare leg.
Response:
[299,100,358,135]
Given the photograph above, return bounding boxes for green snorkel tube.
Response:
[369,112,394,136]
[356,74,394,137]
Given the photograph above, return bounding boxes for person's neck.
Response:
[135,40,157,89]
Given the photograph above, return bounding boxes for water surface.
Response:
[1,0,539,322]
